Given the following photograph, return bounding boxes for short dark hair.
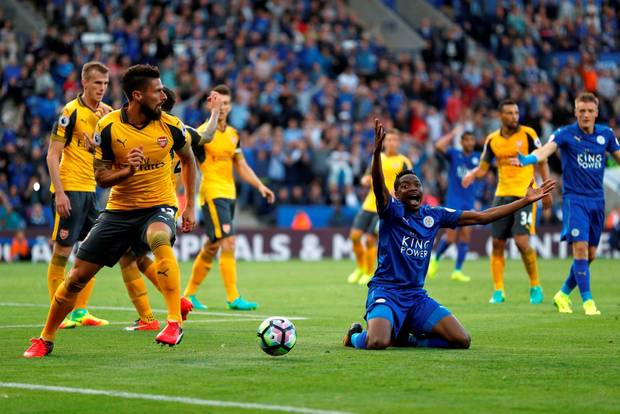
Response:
[161,86,176,112]
[394,169,419,191]
[213,84,231,96]
[121,64,160,101]
[461,130,475,139]
[498,99,518,111]
[575,92,599,106]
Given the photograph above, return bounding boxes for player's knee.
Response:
[118,253,134,269]
[492,239,505,252]
[64,271,89,293]
[136,255,153,273]
[366,334,390,350]
[453,333,471,349]
[366,235,377,247]
[350,230,362,243]
[221,237,235,252]
[148,230,171,251]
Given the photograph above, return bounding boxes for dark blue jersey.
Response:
[444,148,481,209]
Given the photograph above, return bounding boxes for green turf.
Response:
[1,258,619,413]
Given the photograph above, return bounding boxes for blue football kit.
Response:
[444,148,481,211]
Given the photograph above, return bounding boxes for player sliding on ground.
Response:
[343,119,555,350]
[512,92,620,316]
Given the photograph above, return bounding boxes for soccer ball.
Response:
[256,317,296,356]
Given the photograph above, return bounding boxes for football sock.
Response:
[435,237,449,260]
[351,331,368,349]
[220,249,240,302]
[47,254,68,301]
[151,235,181,323]
[73,277,96,310]
[521,247,540,286]
[41,280,83,342]
[184,248,214,296]
[364,240,377,275]
[455,242,468,271]
[560,264,577,295]
[573,259,592,301]
[351,235,365,271]
[138,256,161,292]
[490,248,505,290]
[121,260,155,323]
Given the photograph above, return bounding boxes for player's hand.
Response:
[259,184,276,204]
[82,132,96,154]
[374,118,386,149]
[360,175,372,187]
[207,91,222,111]
[542,194,552,211]
[55,191,71,219]
[461,171,475,188]
[508,156,521,167]
[181,207,196,233]
[525,178,555,204]
[94,105,111,119]
[127,146,144,172]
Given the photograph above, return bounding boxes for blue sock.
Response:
[455,242,468,271]
[351,331,367,349]
[560,264,577,295]
[413,336,452,349]
[573,259,592,301]
[435,237,449,260]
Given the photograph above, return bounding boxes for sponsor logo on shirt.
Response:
[576,153,603,169]
[400,235,431,258]
[375,298,386,304]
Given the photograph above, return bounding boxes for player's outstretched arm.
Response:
[94,146,144,188]
[512,141,558,166]
[46,140,71,218]
[457,179,555,226]
[434,126,458,154]
[372,119,390,210]
[234,155,275,203]
[196,91,222,145]
[176,142,197,232]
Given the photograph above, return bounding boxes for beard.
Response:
[140,102,162,120]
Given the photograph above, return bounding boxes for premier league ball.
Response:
[256,317,297,356]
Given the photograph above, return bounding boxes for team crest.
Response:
[59,229,69,240]
[222,224,231,234]
[423,216,435,228]
[157,136,168,148]
[596,135,605,145]
[58,115,69,127]
[571,228,580,237]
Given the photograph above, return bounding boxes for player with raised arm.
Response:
[343,119,555,350]
[514,92,620,316]
[24,64,197,357]
[347,129,412,285]
[427,128,481,282]
[46,61,111,329]
[183,85,275,311]
[462,100,551,304]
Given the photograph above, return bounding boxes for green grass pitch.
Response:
[1,258,619,413]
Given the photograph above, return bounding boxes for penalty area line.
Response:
[0,382,353,414]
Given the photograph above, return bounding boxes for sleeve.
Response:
[377,195,398,220]
[443,148,455,162]
[187,126,202,147]
[434,207,463,229]
[526,128,542,153]
[548,128,565,148]
[51,106,77,145]
[607,129,620,153]
[479,137,495,169]
[403,156,413,170]
[234,129,242,154]
[168,118,190,152]
[93,121,114,162]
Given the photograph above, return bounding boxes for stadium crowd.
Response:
[1,0,619,232]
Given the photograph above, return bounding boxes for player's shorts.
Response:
[201,198,235,242]
[561,196,605,246]
[364,285,452,339]
[76,205,177,267]
[352,209,379,235]
[490,196,537,239]
[51,191,100,246]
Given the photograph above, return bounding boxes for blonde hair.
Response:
[81,61,109,81]
[575,92,599,106]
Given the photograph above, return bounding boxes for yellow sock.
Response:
[364,242,377,275]
[351,237,365,271]
[73,277,96,310]
[137,256,161,292]
[47,254,68,302]
[41,281,80,342]
[219,250,239,302]
[121,261,155,322]
[184,248,214,297]
[521,247,540,287]
[152,244,181,322]
[491,249,505,290]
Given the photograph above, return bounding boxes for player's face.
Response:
[383,133,400,155]
[461,134,475,153]
[138,79,166,120]
[395,174,423,211]
[575,101,598,132]
[500,104,519,130]
[218,94,232,121]
[82,71,109,103]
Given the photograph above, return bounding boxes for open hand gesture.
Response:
[374,118,386,150]
[525,178,555,204]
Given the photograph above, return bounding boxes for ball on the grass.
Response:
[256,317,296,356]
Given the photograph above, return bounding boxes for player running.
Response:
[347,129,412,285]
[24,64,197,357]
[46,61,111,329]
[513,92,620,316]
[343,119,555,350]
[427,128,481,282]
[462,99,551,304]
[183,85,275,311]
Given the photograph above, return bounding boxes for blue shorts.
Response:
[445,197,474,212]
[561,197,605,246]
[364,286,452,339]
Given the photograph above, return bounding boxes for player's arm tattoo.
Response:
[94,159,134,188]
[176,142,197,207]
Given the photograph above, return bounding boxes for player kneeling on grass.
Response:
[344,120,555,350]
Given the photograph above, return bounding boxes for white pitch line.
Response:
[0,318,267,330]
[0,382,353,414]
[0,302,309,320]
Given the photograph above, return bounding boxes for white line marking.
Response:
[0,302,308,320]
[0,383,353,414]
[0,318,267,329]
